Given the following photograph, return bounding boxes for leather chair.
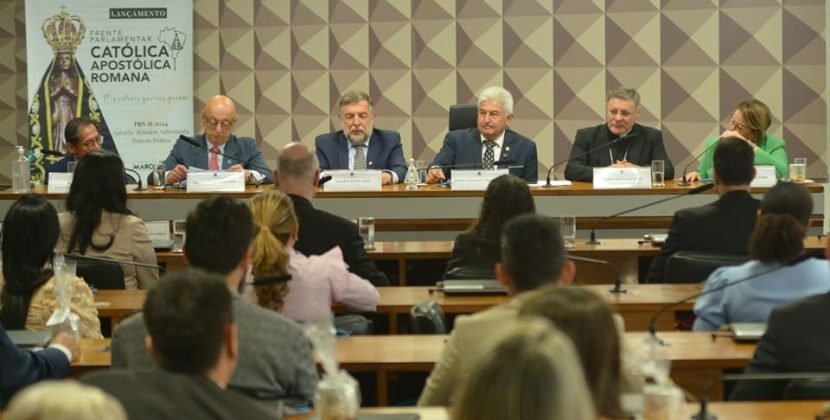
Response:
[663,251,750,283]
[784,378,830,400]
[74,259,126,290]
[409,300,447,334]
[448,104,477,131]
[334,314,374,336]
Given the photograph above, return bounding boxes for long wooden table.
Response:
[73,331,755,406]
[95,284,700,333]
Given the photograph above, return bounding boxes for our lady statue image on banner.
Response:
[28,7,118,183]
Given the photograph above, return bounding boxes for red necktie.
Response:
[209,146,219,170]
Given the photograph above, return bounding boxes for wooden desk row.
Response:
[74,331,755,406]
[155,236,828,285]
[94,284,701,333]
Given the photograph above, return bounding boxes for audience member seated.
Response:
[647,137,760,283]
[685,99,788,182]
[426,86,538,183]
[694,182,830,331]
[564,86,674,182]
[519,287,630,419]
[452,318,595,420]
[275,142,390,286]
[5,380,126,420]
[731,241,830,401]
[111,197,318,402]
[83,269,274,419]
[0,194,101,338]
[55,151,159,289]
[249,190,378,321]
[0,324,78,409]
[162,95,272,185]
[418,214,576,406]
[444,174,535,279]
[315,90,408,185]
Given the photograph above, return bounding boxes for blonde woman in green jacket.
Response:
[685,99,788,182]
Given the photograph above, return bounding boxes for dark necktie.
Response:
[483,141,496,169]
[354,145,366,170]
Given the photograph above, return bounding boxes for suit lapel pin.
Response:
[368,161,373,167]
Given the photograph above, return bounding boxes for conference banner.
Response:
[26,0,193,183]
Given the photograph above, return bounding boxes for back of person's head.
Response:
[0,194,59,329]
[500,214,569,292]
[453,319,595,420]
[65,150,131,254]
[734,99,772,141]
[713,137,754,186]
[143,268,233,375]
[472,175,535,261]
[64,117,97,147]
[184,196,254,275]
[5,380,126,420]
[276,142,319,182]
[519,287,623,418]
[249,190,297,310]
[749,182,813,263]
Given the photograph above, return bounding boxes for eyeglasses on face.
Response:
[203,117,236,129]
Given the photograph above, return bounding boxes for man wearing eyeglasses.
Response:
[162,95,272,184]
[564,87,674,182]
[46,117,103,176]
[315,90,407,185]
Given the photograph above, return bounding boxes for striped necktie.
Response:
[354,145,366,170]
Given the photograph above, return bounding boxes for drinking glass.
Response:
[358,217,375,250]
[651,160,665,187]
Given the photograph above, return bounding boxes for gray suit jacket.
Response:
[111,293,317,401]
[162,134,273,183]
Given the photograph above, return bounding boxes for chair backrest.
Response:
[443,265,495,280]
[74,259,126,290]
[448,104,478,131]
[664,251,750,283]
[409,300,447,334]
[785,378,830,400]
[333,314,374,336]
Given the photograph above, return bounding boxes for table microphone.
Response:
[587,183,714,245]
[64,253,167,272]
[646,250,822,345]
[41,149,66,157]
[568,255,626,294]
[690,372,830,420]
[678,139,720,186]
[430,159,516,171]
[177,135,273,176]
[122,168,147,191]
[544,132,635,187]
[318,175,333,186]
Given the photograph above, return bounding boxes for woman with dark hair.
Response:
[56,151,158,289]
[443,174,535,279]
[520,287,630,419]
[686,98,788,182]
[0,194,101,338]
[694,182,830,331]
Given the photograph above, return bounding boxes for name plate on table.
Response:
[186,171,245,192]
[323,170,382,191]
[47,173,73,193]
[593,167,652,189]
[451,169,508,191]
[145,221,172,248]
[750,166,776,187]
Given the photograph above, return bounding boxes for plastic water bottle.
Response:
[12,146,30,193]
[404,158,419,191]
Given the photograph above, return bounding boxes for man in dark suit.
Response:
[83,269,273,419]
[275,142,390,286]
[1,326,79,408]
[646,137,759,283]
[315,90,407,184]
[730,259,830,401]
[564,87,674,182]
[162,95,272,184]
[426,86,538,183]
[46,117,101,177]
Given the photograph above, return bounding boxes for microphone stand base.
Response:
[676,180,693,187]
[690,410,717,420]
[586,239,601,245]
[608,286,627,294]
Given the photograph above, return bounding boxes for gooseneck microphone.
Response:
[122,168,147,191]
[587,183,714,245]
[678,139,721,186]
[646,250,821,344]
[430,159,517,171]
[568,255,626,294]
[41,149,67,157]
[545,133,634,186]
[64,253,167,272]
[177,135,273,176]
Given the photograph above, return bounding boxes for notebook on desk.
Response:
[440,279,508,295]
[730,322,767,342]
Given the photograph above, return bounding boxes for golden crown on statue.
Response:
[41,7,85,54]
